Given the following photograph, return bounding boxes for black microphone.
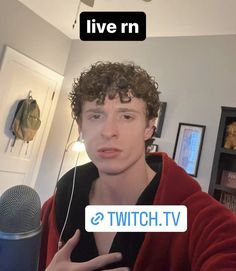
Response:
[0,185,42,271]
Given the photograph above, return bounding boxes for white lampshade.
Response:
[71,140,86,152]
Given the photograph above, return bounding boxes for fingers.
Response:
[58,229,80,259]
[51,234,129,271]
[79,252,123,270]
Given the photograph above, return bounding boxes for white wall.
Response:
[0,0,71,75]
[0,0,71,200]
[36,35,236,203]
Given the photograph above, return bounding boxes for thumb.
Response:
[59,229,80,259]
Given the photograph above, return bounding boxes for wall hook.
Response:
[28,90,33,99]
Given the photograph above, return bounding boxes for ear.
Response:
[144,118,156,141]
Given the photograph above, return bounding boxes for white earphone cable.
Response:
[57,151,80,251]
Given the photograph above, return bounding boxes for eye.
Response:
[89,113,103,120]
[121,114,135,121]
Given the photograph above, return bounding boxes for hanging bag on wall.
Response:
[11,93,41,147]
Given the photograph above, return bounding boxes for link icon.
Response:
[91,212,104,225]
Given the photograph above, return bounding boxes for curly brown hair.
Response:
[69,61,160,120]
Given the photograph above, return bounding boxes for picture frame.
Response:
[221,170,236,189]
[173,123,206,177]
[147,143,159,153]
[154,102,167,138]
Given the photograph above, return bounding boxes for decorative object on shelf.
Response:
[173,123,205,177]
[154,102,167,138]
[208,107,236,205]
[224,121,236,150]
[221,170,236,189]
[220,191,236,214]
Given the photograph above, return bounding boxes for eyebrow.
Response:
[84,108,142,114]
[117,108,141,114]
[84,108,103,113]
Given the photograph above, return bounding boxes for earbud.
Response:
[79,132,84,142]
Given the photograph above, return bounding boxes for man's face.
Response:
[80,96,155,175]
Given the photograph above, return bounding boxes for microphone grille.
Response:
[0,185,41,233]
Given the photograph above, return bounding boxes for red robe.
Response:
[39,152,236,271]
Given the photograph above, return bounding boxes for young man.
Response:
[39,62,236,271]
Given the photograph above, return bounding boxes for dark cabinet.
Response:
[208,107,236,213]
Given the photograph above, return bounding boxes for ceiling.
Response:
[17,0,236,39]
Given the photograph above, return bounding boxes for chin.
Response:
[95,162,127,176]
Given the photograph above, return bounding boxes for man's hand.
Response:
[45,230,129,271]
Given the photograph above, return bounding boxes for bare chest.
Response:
[93,232,117,255]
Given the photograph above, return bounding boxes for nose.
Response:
[101,117,118,139]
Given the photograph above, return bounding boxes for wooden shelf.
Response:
[214,184,236,195]
[219,148,236,155]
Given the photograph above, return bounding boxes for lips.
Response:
[97,147,122,158]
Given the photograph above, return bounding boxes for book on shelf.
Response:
[220,170,236,189]
[220,191,236,214]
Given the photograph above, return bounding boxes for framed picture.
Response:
[154,102,167,137]
[221,170,236,189]
[173,123,206,177]
[147,144,159,153]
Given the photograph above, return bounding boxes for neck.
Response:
[89,156,156,205]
